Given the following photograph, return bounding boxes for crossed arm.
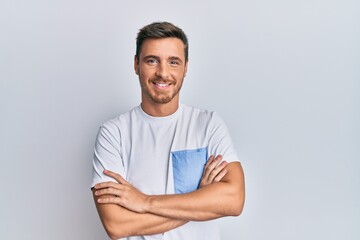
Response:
[92,155,245,239]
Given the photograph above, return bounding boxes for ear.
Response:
[184,60,189,77]
[134,55,139,75]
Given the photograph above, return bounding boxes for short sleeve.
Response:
[208,113,239,163]
[90,121,126,188]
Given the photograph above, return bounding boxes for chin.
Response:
[152,97,173,104]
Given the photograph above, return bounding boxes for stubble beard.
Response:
[140,76,184,104]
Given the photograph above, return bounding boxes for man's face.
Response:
[135,38,188,105]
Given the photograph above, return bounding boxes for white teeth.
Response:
[156,83,169,87]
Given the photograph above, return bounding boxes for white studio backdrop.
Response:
[1,0,359,239]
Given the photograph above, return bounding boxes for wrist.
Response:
[144,195,155,213]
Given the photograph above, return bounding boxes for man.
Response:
[91,22,245,240]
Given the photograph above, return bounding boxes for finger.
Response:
[204,155,223,180]
[213,169,228,183]
[95,187,122,197]
[94,181,122,190]
[103,170,128,184]
[199,159,227,188]
[202,155,215,178]
[97,195,122,205]
[204,155,215,169]
[207,160,227,183]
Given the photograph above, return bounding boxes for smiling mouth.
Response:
[156,83,169,87]
[153,82,172,89]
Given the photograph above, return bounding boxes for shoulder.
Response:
[101,106,140,128]
[181,104,215,119]
[181,104,224,125]
[98,106,141,138]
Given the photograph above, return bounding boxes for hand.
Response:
[94,170,150,213]
[199,155,227,188]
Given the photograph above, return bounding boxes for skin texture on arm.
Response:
[145,162,244,221]
[95,161,245,222]
[93,155,230,239]
[92,189,187,239]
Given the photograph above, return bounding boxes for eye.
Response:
[146,59,158,65]
[170,60,180,66]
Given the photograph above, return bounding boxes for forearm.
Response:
[93,162,245,236]
[93,191,187,239]
[146,162,245,221]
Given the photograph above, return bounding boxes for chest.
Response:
[120,118,210,194]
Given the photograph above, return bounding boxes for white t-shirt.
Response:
[91,104,239,240]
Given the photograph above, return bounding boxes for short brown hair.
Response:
[136,22,189,61]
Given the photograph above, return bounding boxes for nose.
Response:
[155,62,169,79]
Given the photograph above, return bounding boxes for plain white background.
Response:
[1,0,359,239]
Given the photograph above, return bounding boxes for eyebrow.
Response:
[143,55,160,61]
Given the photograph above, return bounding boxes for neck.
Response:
[141,96,179,117]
